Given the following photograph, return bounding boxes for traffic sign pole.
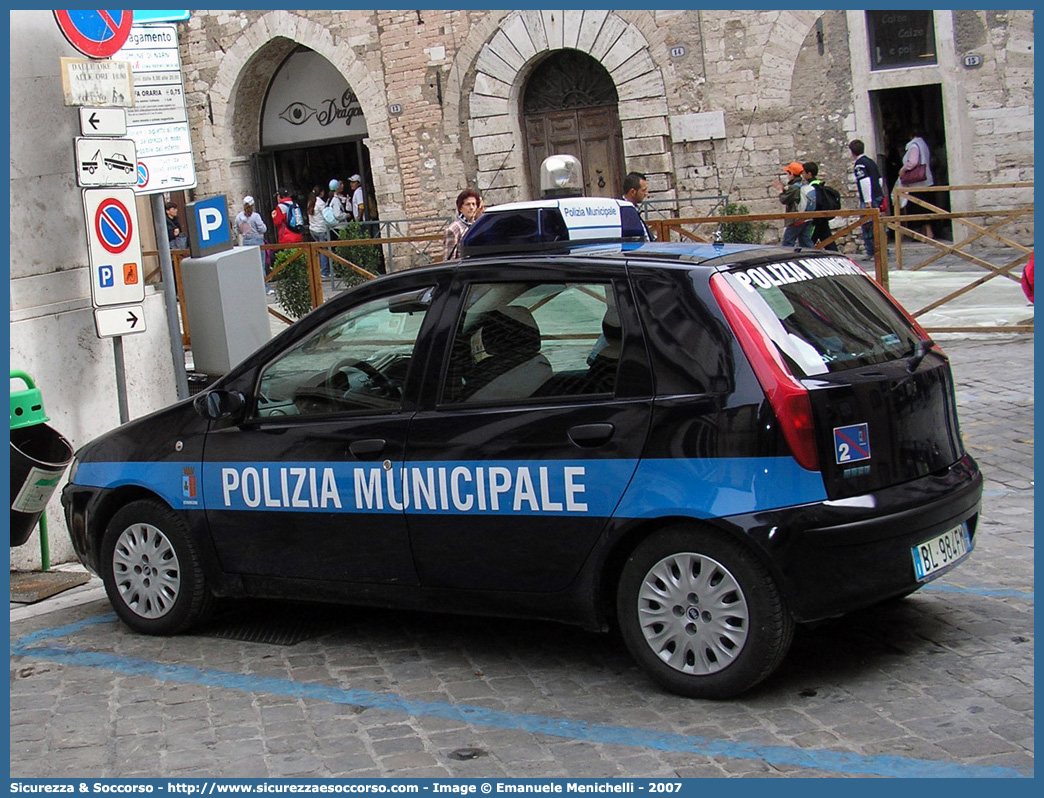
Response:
[151,193,190,400]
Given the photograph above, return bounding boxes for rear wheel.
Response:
[101,499,211,635]
[617,525,793,698]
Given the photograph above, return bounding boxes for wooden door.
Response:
[524,107,623,199]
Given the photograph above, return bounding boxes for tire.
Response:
[616,525,794,699]
[101,499,212,635]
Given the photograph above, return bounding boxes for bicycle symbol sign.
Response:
[95,198,134,254]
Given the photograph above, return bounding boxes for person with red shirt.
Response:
[271,188,304,244]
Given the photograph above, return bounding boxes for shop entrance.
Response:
[872,83,950,239]
[250,46,377,239]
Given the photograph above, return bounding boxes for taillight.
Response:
[710,274,820,471]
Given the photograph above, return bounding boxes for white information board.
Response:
[114,24,196,195]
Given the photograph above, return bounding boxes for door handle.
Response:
[349,438,386,458]
[568,423,615,447]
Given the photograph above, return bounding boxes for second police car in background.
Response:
[62,197,981,698]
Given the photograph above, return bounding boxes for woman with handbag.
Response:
[897,133,935,240]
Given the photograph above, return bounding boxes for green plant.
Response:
[719,202,767,245]
[332,221,383,288]
[271,248,312,320]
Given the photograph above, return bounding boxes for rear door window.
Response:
[721,255,921,377]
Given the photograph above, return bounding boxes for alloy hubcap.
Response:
[637,552,749,675]
[112,522,181,619]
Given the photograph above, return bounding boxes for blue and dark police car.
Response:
[62,197,981,698]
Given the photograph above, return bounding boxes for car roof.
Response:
[446,239,825,271]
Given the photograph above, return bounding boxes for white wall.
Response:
[9,11,182,569]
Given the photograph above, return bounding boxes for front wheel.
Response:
[616,525,793,699]
[101,499,212,635]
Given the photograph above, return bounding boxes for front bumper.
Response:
[729,453,983,622]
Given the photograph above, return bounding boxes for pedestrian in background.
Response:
[327,179,349,238]
[165,201,187,250]
[307,185,331,277]
[897,131,935,241]
[848,139,885,260]
[271,187,303,245]
[234,195,269,289]
[773,161,814,248]
[234,196,267,247]
[622,172,648,207]
[348,174,366,222]
[802,162,839,251]
[442,189,482,261]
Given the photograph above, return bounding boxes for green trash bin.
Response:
[10,371,73,549]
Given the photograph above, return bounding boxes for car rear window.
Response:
[719,255,922,377]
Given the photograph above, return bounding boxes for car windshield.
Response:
[721,255,921,376]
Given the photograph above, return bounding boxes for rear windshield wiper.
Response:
[907,338,934,372]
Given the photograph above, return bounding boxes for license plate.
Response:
[911,524,973,581]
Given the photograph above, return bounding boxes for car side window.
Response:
[253,287,432,419]
[442,281,620,405]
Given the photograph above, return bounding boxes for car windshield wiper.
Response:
[907,338,934,373]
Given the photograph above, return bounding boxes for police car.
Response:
[62,196,982,698]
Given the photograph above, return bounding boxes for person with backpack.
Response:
[271,187,305,245]
[325,178,350,238]
[803,161,840,251]
[849,139,886,261]
[773,161,814,249]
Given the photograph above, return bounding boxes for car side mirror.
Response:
[194,389,246,422]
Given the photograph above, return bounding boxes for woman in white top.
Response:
[898,134,935,240]
[307,185,331,277]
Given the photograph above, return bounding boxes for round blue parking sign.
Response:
[54,10,133,59]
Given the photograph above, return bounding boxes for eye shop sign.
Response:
[263,50,369,146]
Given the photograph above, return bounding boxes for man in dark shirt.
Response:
[848,139,884,260]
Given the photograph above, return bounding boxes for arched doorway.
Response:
[522,50,624,199]
[253,46,377,233]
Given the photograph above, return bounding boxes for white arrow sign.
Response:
[75,137,138,187]
[79,107,128,137]
[94,304,147,338]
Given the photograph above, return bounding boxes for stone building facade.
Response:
[181,9,1033,248]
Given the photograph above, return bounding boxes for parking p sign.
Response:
[186,195,233,258]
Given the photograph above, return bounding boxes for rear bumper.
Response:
[729,453,983,622]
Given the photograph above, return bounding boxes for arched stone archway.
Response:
[198,11,406,220]
[454,10,674,205]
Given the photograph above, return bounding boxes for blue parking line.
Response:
[11,615,1032,780]
[923,582,1033,599]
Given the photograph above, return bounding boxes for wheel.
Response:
[101,499,212,635]
[616,525,794,699]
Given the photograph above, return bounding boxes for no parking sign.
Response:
[82,188,145,308]
[54,10,133,58]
